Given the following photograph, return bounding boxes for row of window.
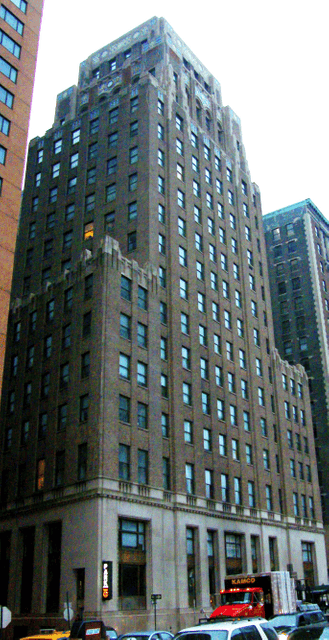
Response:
[5,391,90,449]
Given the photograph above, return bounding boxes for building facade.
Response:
[263,200,329,555]
[0,18,327,637]
[0,0,44,391]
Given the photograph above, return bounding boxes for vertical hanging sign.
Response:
[102,561,112,600]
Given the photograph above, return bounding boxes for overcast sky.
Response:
[28,0,329,218]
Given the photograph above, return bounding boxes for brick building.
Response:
[263,199,329,557]
[0,18,327,636]
[0,0,44,391]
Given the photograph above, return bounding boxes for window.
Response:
[290,458,296,478]
[232,438,239,460]
[184,420,193,444]
[159,301,167,325]
[178,216,186,237]
[61,323,71,349]
[180,277,188,300]
[209,244,217,263]
[185,463,195,495]
[199,324,207,345]
[293,492,299,517]
[198,292,206,313]
[263,449,270,470]
[248,481,256,508]
[196,261,204,280]
[0,55,17,82]
[193,179,200,198]
[87,142,97,160]
[137,402,148,430]
[0,113,10,136]
[138,286,147,310]
[235,289,242,309]
[233,263,240,281]
[217,399,225,421]
[119,444,130,480]
[204,428,211,451]
[158,232,166,254]
[256,357,262,376]
[210,271,218,290]
[234,477,241,505]
[205,470,214,499]
[230,404,237,426]
[258,387,265,406]
[205,167,212,184]
[243,411,250,431]
[239,349,246,369]
[179,245,187,267]
[157,123,164,140]
[0,29,21,58]
[159,413,169,439]
[177,188,185,208]
[182,382,192,405]
[206,192,213,210]
[137,362,147,387]
[226,340,233,361]
[0,83,13,108]
[246,443,253,465]
[127,231,136,252]
[188,206,200,228]
[161,374,168,398]
[129,172,138,192]
[108,131,117,147]
[177,162,184,181]
[266,486,273,512]
[219,434,227,456]
[157,98,164,115]
[200,357,209,380]
[120,313,131,340]
[214,334,221,354]
[66,176,77,194]
[176,113,183,131]
[191,131,198,148]
[182,346,190,369]
[221,253,228,271]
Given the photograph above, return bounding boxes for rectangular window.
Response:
[0,113,10,135]
[0,29,21,57]
[138,449,148,484]
[0,55,17,82]
[119,395,130,423]
[119,444,130,480]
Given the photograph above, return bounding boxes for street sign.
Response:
[63,605,74,622]
[0,606,12,628]
[151,594,162,602]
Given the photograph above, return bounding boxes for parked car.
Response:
[20,631,70,640]
[175,618,278,640]
[270,610,328,640]
[119,632,173,640]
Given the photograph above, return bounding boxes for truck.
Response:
[210,571,296,620]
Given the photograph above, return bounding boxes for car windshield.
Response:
[270,615,297,630]
[221,592,253,605]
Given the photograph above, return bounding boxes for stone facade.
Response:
[0,18,327,638]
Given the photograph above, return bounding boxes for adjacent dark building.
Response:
[263,199,329,557]
[0,18,327,636]
[0,0,44,391]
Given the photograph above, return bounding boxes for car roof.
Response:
[178,619,268,632]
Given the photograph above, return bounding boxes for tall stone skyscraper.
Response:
[0,0,44,391]
[263,199,329,558]
[0,18,326,636]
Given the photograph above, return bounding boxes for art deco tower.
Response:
[0,18,326,636]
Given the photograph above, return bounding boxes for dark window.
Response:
[121,275,131,301]
[119,395,130,423]
[79,394,89,422]
[81,352,90,378]
[82,311,91,337]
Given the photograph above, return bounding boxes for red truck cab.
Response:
[210,587,265,619]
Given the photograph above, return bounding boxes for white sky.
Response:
[28,0,329,218]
